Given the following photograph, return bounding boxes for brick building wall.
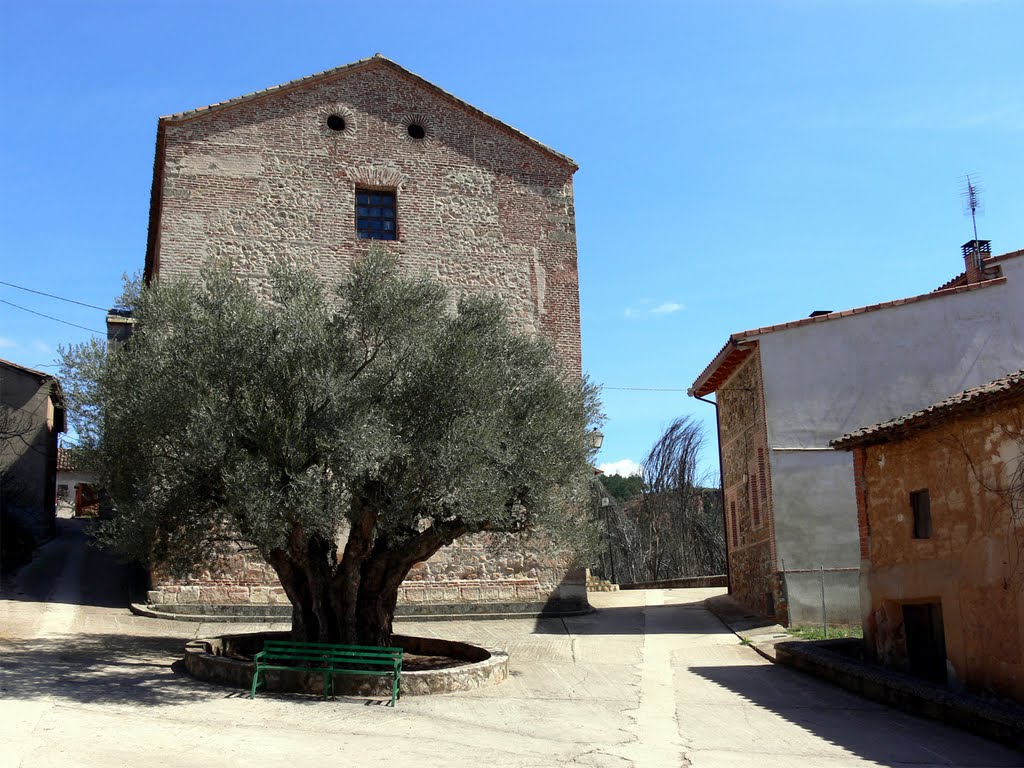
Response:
[143,57,586,611]
[857,405,1024,702]
[148,57,580,372]
[716,347,782,620]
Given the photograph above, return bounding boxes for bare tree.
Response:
[952,413,1024,589]
[594,416,725,584]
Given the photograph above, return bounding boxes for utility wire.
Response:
[603,386,687,392]
[0,280,108,311]
[0,280,692,390]
[0,298,103,334]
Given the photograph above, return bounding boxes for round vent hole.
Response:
[407,123,426,139]
[327,115,346,132]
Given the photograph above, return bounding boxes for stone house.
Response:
[832,370,1024,702]
[138,55,586,613]
[688,242,1024,625]
[0,359,65,563]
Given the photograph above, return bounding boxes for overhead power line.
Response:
[603,386,687,392]
[0,298,103,334]
[0,279,108,311]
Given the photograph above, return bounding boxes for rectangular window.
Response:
[355,189,396,240]
[911,489,931,539]
[749,474,760,527]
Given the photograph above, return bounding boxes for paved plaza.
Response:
[1,520,1020,767]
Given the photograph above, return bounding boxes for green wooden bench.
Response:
[249,639,403,706]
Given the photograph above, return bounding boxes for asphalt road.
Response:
[1,519,1020,767]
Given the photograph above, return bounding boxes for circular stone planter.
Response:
[183,631,509,698]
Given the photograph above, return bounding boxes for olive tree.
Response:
[61,254,599,645]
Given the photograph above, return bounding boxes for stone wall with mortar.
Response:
[144,59,585,611]
[858,403,1024,702]
[715,348,782,621]
[150,58,580,372]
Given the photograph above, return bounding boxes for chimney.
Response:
[961,240,991,284]
[106,309,136,345]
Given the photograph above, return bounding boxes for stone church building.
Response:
[138,55,587,615]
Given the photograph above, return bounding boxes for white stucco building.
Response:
[689,242,1024,625]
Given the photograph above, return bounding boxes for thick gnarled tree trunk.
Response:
[267,511,469,646]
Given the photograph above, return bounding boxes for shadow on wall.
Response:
[687,663,1021,765]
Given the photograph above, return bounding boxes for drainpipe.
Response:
[692,393,731,594]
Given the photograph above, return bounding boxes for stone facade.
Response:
[716,348,782,621]
[146,55,580,373]
[142,56,585,611]
[838,374,1024,702]
[0,359,64,562]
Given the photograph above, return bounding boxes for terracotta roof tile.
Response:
[831,369,1024,450]
[57,448,76,472]
[689,247,1024,397]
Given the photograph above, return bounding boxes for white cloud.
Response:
[599,459,641,477]
[32,340,52,356]
[623,301,684,319]
[650,302,683,315]
[0,337,17,349]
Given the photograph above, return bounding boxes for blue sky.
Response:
[2,1,1022,478]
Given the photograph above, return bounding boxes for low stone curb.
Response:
[133,601,594,623]
[620,575,727,590]
[776,639,1024,751]
[705,595,1024,751]
[703,594,791,663]
[184,632,509,699]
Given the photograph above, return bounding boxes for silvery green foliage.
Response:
[61,254,600,579]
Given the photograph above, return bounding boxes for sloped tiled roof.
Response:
[0,357,55,381]
[688,248,1023,398]
[57,447,76,472]
[831,369,1024,450]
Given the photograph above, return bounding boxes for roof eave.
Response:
[832,369,1024,450]
[689,338,756,398]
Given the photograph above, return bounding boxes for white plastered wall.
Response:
[756,254,1024,624]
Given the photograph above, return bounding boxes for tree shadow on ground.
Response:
[2,518,144,609]
[687,663,1023,767]
[532,600,726,636]
[0,631,408,710]
[0,632,213,707]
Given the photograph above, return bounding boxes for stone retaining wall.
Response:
[184,631,509,698]
[619,575,727,590]
[776,638,1024,750]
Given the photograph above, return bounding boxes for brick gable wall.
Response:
[145,62,585,611]
[152,63,580,373]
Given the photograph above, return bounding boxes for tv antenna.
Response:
[960,173,983,242]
